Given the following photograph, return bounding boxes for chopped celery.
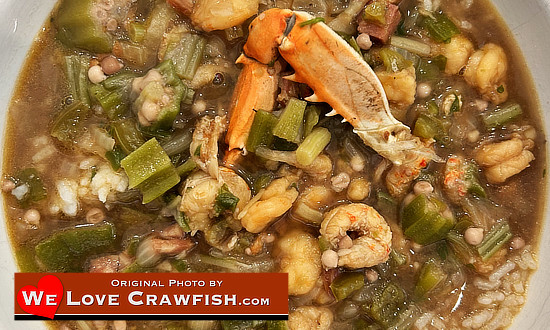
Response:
[318,236,332,252]
[273,98,307,143]
[379,48,411,72]
[246,110,278,153]
[141,2,177,67]
[114,41,150,66]
[477,221,513,261]
[376,190,397,216]
[416,58,443,81]
[128,22,147,43]
[390,249,407,266]
[10,168,47,206]
[176,158,196,177]
[330,272,365,300]
[163,32,207,80]
[363,0,388,25]
[464,162,486,198]
[105,147,126,170]
[103,72,139,90]
[121,138,174,188]
[422,12,460,43]
[299,17,326,27]
[55,0,112,53]
[64,55,91,107]
[111,118,145,155]
[481,103,523,128]
[414,259,447,298]
[214,184,240,216]
[296,127,331,166]
[51,100,91,145]
[390,36,431,57]
[35,222,116,272]
[89,84,126,120]
[402,194,455,245]
[303,105,322,137]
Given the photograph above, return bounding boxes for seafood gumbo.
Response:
[2,0,546,329]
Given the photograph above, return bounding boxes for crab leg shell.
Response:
[225,54,280,151]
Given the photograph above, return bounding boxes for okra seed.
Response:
[88,65,107,84]
[100,55,123,75]
[417,83,432,98]
[86,207,105,224]
[413,181,433,195]
[510,237,525,250]
[365,269,379,283]
[321,249,338,269]
[465,227,484,245]
[1,179,15,192]
[23,209,41,226]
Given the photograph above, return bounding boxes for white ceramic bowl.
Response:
[0,0,548,329]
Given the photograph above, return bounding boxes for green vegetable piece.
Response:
[390,36,431,57]
[105,147,126,170]
[55,0,113,53]
[367,282,406,327]
[246,110,279,153]
[89,84,126,120]
[478,221,513,261]
[253,173,274,194]
[176,158,196,177]
[64,55,91,107]
[176,212,191,233]
[11,168,47,206]
[111,118,145,155]
[416,57,443,81]
[303,105,322,137]
[273,98,307,143]
[296,127,331,166]
[299,17,326,27]
[170,259,189,272]
[402,194,455,245]
[481,103,523,128]
[422,12,460,43]
[138,165,180,204]
[121,138,174,188]
[221,320,267,330]
[163,31,207,80]
[497,85,505,93]
[376,190,397,217]
[413,114,444,139]
[128,22,147,43]
[330,272,365,300]
[363,0,388,25]
[414,259,447,298]
[214,184,240,216]
[446,230,475,265]
[318,236,332,252]
[379,48,410,72]
[266,320,288,330]
[51,100,91,145]
[35,222,116,272]
[390,249,407,266]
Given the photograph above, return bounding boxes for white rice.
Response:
[489,260,516,282]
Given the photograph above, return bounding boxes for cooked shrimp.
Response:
[219,166,251,215]
[179,171,219,234]
[439,35,475,75]
[376,66,417,106]
[320,203,392,269]
[288,306,333,330]
[475,138,535,184]
[275,230,322,295]
[238,175,299,233]
[385,151,431,197]
[464,43,508,105]
[292,185,332,225]
[190,115,226,179]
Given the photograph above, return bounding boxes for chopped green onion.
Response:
[390,249,407,266]
[414,259,447,298]
[252,173,274,194]
[246,110,278,153]
[214,184,240,216]
[422,12,460,43]
[273,98,307,143]
[446,230,475,264]
[176,212,191,233]
[390,36,431,57]
[295,127,331,166]
[413,113,445,139]
[105,147,126,170]
[161,130,193,157]
[299,17,326,27]
[163,33,207,80]
[330,272,365,300]
[35,222,116,272]
[138,165,180,203]
[10,168,47,206]
[477,221,513,261]
[366,282,407,327]
[481,103,523,128]
[103,72,139,90]
[89,84,126,120]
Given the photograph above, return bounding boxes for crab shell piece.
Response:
[242,8,434,166]
[225,55,280,151]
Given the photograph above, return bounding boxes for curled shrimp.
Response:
[320,203,391,269]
